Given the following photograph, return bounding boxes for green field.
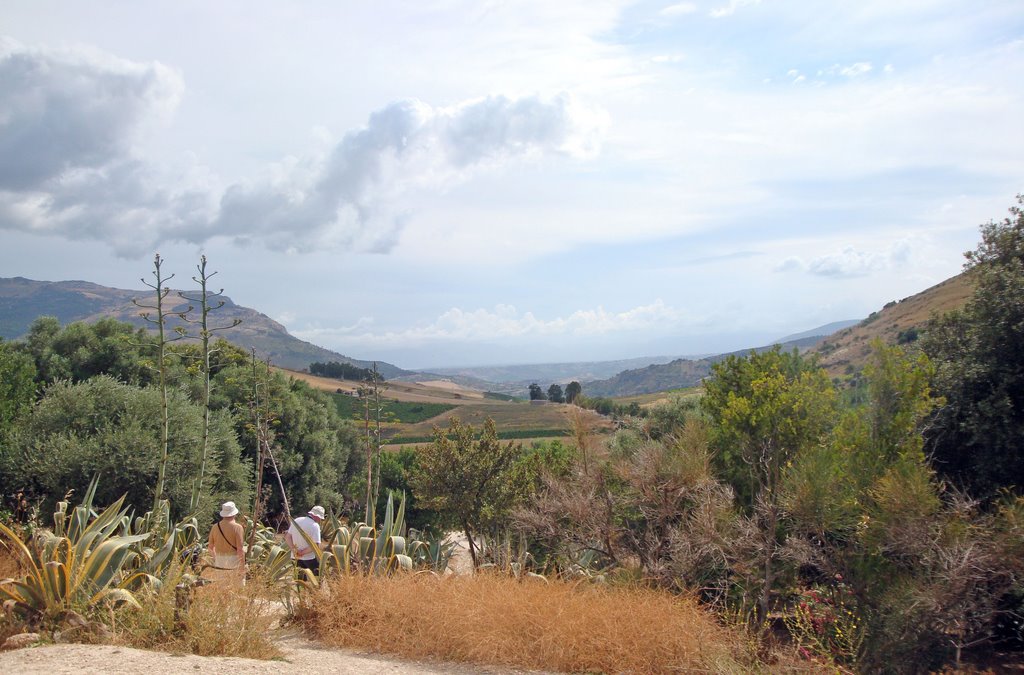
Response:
[329,393,457,425]
[384,428,570,445]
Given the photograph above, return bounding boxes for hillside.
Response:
[583,335,827,398]
[0,277,411,377]
[810,273,975,376]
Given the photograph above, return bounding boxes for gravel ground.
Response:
[0,628,544,675]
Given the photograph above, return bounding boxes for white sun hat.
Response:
[220,501,239,518]
[308,505,326,520]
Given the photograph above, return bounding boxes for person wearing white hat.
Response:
[286,505,325,575]
[207,501,246,580]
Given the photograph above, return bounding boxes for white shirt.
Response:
[288,516,322,560]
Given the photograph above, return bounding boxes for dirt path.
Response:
[0,627,542,674]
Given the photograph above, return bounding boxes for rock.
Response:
[2,632,41,650]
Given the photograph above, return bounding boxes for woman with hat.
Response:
[207,501,246,582]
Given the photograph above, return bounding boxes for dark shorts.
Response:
[296,557,320,575]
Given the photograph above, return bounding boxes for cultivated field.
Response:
[278,367,615,442]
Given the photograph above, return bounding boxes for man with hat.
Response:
[287,505,325,575]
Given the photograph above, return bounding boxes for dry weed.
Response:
[116,563,282,660]
[301,572,815,673]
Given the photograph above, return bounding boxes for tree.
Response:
[547,383,564,403]
[528,383,544,400]
[0,376,248,518]
[0,340,35,435]
[702,346,836,621]
[412,417,531,568]
[923,196,1024,499]
[565,381,582,404]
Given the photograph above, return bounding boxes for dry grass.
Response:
[300,573,814,674]
[813,273,974,376]
[115,564,282,660]
[0,539,23,580]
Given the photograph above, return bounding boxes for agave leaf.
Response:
[91,586,141,609]
[385,536,406,557]
[76,534,147,595]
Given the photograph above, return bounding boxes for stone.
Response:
[2,632,41,650]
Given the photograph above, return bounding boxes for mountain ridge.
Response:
[0,277,411,378]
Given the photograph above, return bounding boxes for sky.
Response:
[1,1,1022,369]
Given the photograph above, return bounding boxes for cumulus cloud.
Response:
[293,300,685,347]
[0,40,201,255]
[0,40,605,256]
[776,238,921,278]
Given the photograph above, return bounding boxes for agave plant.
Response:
[0,482,150,624]
[289,492,426,585]
[407,528,457,573]
[477,529,546,580]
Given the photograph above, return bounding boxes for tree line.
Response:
[528,380,581,403]
[309,360,381,382]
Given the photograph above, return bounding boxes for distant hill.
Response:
[810,273,974,377]
[774,319,860,344]
[0,277,411,378]
[582,335,826,398]
[424,355,690,386]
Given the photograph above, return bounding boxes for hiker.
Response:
[287,505,325,575]
[207,501,246,583]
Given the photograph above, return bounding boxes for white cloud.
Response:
[660,3,699,16]
[776,238,924,278]
[710,0,760,18]
[839,62,873,77]
[0,39,607,257]
[294,300,687,347]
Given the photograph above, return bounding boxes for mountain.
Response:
[582,331,844,399]
[809,273,974,376]
[0,277,412,378]
[774,319,860,344]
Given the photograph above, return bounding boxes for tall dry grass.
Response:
[0,541,22,580]
[300,572,817,673]
[115,563,282,659]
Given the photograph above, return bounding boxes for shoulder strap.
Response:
[216,520,238,551]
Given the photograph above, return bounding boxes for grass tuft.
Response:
[299,572,808,673]
[114,564,282,660]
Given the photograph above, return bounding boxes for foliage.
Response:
[20,316,153,386]
[528,383,544,400]
[309,360,379,381]
[0,339,35,434]
[643,393,702,441]
[564,380,582,404]
[546,383,564,403]
[785,579,864,667]
[702,346,835,621]
[923,195,1024,499]
[0,485,148,625]
[519,419,741,599]
[213,362,361,520]
[412,417,533,567]
[372,447,435,531]
[0,376,248,519]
